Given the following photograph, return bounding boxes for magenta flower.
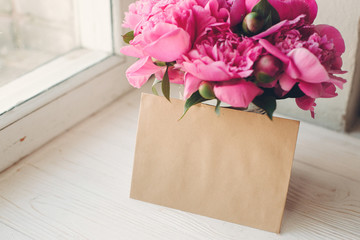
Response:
[255,15,346,117]
[181,24,263,107]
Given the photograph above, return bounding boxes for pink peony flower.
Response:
[121,0,232,88]
[255,15,346,117]
[125,0,230,41]
[181,24,263,107]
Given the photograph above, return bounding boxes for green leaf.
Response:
[180,91,207,120]
[152,78,161,96]
[161,66,171,102]
[252,95,277,120]
[122,31,134,44]
[252,0,280,30]
[215,99,221,115]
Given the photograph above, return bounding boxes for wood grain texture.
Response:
[0,88,359,240]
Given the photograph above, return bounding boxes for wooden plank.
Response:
[0,89,359,239]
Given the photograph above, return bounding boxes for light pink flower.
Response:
[121,0,233,89]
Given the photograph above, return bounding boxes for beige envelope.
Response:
[130,93,300,233]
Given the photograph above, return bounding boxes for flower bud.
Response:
[254,55,282,83]
[199,82,216,100]
[242,12,264,35]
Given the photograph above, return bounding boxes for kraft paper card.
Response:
[130,93,300,233]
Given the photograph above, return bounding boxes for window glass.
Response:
[0,0,79,87]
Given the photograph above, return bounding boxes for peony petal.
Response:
[299,82,323,98]
[287,48,329,83]
[235,70,254,79]
[279,74,298,91]
[120,45,145,58]
[230,0,246,26]
[328,68,347,75]
[183,61,232,81]
[331,56,344,70]
[143,23,191,62]
[126,56,162,88]
[258,39,290,64]
[274,84,289,98]
[321,83,338,98]
[123,12,143,29]
[184,73,203,99]
[245,0,258,12]
[214,80,263,108]
[329,75,347,89]
[192,5,217,37]
[296,96,317,118]
[253,15,305,40]
[259,39,301,79]
[270,0,317,23]
[155,67,185,84]
[314,24,345,56]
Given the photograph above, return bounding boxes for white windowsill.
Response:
[0,48,110,118]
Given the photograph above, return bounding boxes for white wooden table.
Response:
[0,89,360,240]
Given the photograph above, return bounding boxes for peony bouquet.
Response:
[121,0,346,119]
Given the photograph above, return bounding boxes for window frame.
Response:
[0,0,134,171]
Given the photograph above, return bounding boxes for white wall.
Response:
[277,0,360,131]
